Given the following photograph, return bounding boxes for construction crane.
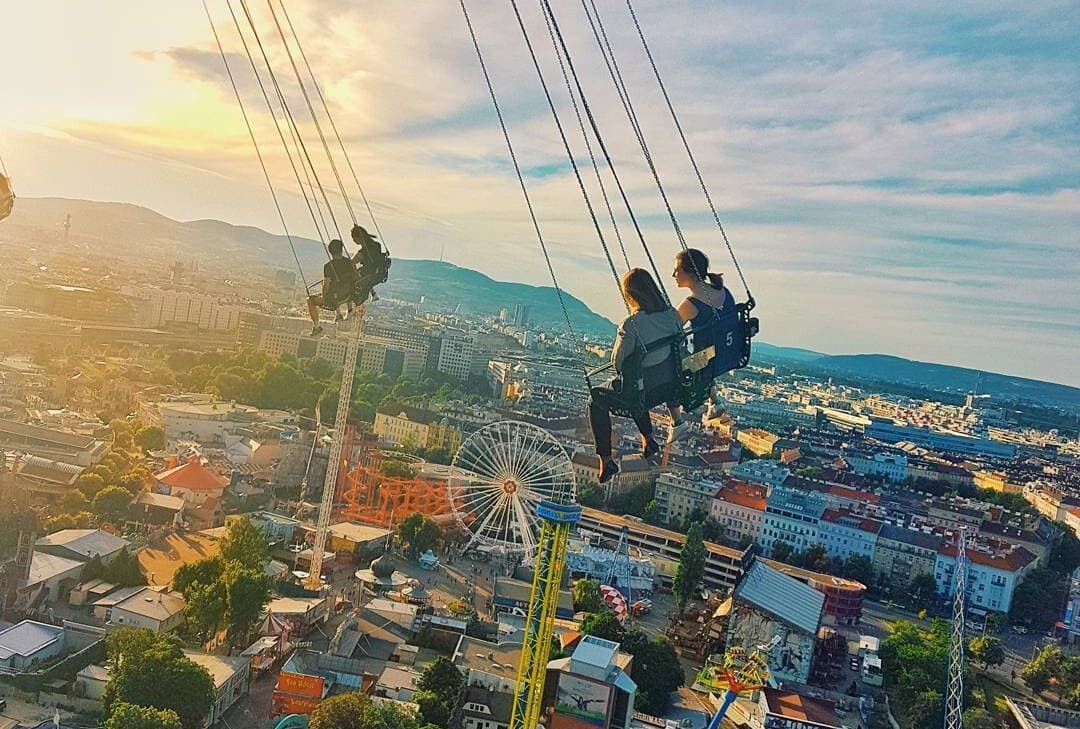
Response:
[944,528,968,729]
[304,315,363,591]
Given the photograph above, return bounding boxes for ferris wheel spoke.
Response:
[491,422,516,479]
[481,426,513,481]
[457,486,502,516]
[511,495,536,555]
[467,439,507,483]
[473,494,509,543]
[508,422,536,479]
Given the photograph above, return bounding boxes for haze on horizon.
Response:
[1,1,1077,387]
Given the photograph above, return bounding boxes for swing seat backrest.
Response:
[588,332,685,418]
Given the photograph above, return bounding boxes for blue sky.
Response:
[1,1,1077,385]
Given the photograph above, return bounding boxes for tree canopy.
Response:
[398,512,441,560]
[673,522,706,608]
[578,610,681,714]
[879,620,950,729]
[103,629,214,729]
[218,516,270,570]
[415,656,464,729]
[310,691,425,729]
[104,702,182,729]
[572,578,603,614]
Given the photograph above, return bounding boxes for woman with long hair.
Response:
[671,248,734,418]
[588,268,684,483]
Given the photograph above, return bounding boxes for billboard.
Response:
[554,674,609,728]
[276,671,324,699]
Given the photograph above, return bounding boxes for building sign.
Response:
[554,674,609,728]
[276,671,324,699]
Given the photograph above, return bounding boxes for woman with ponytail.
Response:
[672,248,735,418]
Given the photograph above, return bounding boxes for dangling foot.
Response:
[334,312,345,322]
[667,420,689,444]
[370,291,380,302]
[598,457,619,483]
[310,325,324,336]
[642,438,661,463]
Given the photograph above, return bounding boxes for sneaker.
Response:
[370,291,380,302]
[598,457,619,484]
[310,325,324,336]
[642,439,661,462]
[667,420,689,444]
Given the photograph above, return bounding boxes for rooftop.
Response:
[0,418,97,449]
[27,552,85,585]
[155,459,228,492]
[36,529,128,559]
[763,688,842,728]
[183,651,251,688]
[758,558,867,593]
[734,561,825,635]
[0,620,65,660]
[136,491,186,510]
[113,588,185,621]
[328,522,393,544]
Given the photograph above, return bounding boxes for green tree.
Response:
[908,573,938,611]
[172,556,225,594]
[631,637,683,715]
[771,540,795,564]
[103,549,146,587]
[673,522,706,609]
[93,485,133,525]
[968,636,1005,670]
[1022,645,1060,694]
[904,690,943,729]
[398,512,441,560]
[218,517,269,570]
[799,544,832,573]
[103,628,214,729]
[224,564,274,646]
[572,578,603,614]
[183,580,227,642]
[579,611,628,645]
[841,554,875,585]
[58,488,91,514]
[104,702,182,729]
[76,472,107,498]
[416,656,464,729]
[960,707,1001,729]
[310,691,423,729]
[1011,568,1068,630]
[135,426,165,452]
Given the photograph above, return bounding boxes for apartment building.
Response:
[710,482,767,545]
[654,472,723,526]
[759,487,828,558]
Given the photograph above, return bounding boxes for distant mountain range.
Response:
[5,197,1077,409]
[753,347,1080,410]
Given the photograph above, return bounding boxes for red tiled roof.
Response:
[715,485,766,512]
[828,485,879,504]
[763,689,840,726]
[937,542,1038,572]
[701,449,739,465]
[155,459,227,492]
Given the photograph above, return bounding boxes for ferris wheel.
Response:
[448,421,575,559]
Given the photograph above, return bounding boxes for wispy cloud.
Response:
[0,0,1077,384]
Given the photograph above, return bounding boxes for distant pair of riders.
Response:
[590,248,734,482]
[306,224,390,335]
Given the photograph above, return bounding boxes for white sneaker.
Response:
[667,420,689,444]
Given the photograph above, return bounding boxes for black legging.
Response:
[588,378,676,459]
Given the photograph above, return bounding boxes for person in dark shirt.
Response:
[350,224,390,303]
[672,248,734,419]
[306,238,359,335]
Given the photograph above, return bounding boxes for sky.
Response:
[1,1,1078,386]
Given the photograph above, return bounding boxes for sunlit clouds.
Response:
[1,1,1077,384]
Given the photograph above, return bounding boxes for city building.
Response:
[934,538,1038,613]
[753,688,846,729]
[0,620,66,671]
[843,451,909,482]
[726,561,824,685]
[431,329,476,381]
[228,511,300,547]
[816,510,881,563]
[154,459,228,506]
[373,406,463,451]
[759,558,866,626]
[759,488,828,558]
[577,508,752,593]
[565,541,655,596]
[865,418,1016,459]
[542,636,636,729]
[654,472,722,526]
[11,454,83,498]
[25,552,85,605]
[710,482,767,545]
[108,587,186,633]
[155,397,294,445]
[184,651,252,726]
[0,419,108,466]
[873,525,942,587]
[737,428,781,458]
[974,469,1025,494]
[35,529,129,564]
[731,460,791,490]
[126,286,242,332]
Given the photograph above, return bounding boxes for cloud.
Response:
[1,0,1077,385]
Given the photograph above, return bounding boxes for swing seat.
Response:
[587,300,759,418]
